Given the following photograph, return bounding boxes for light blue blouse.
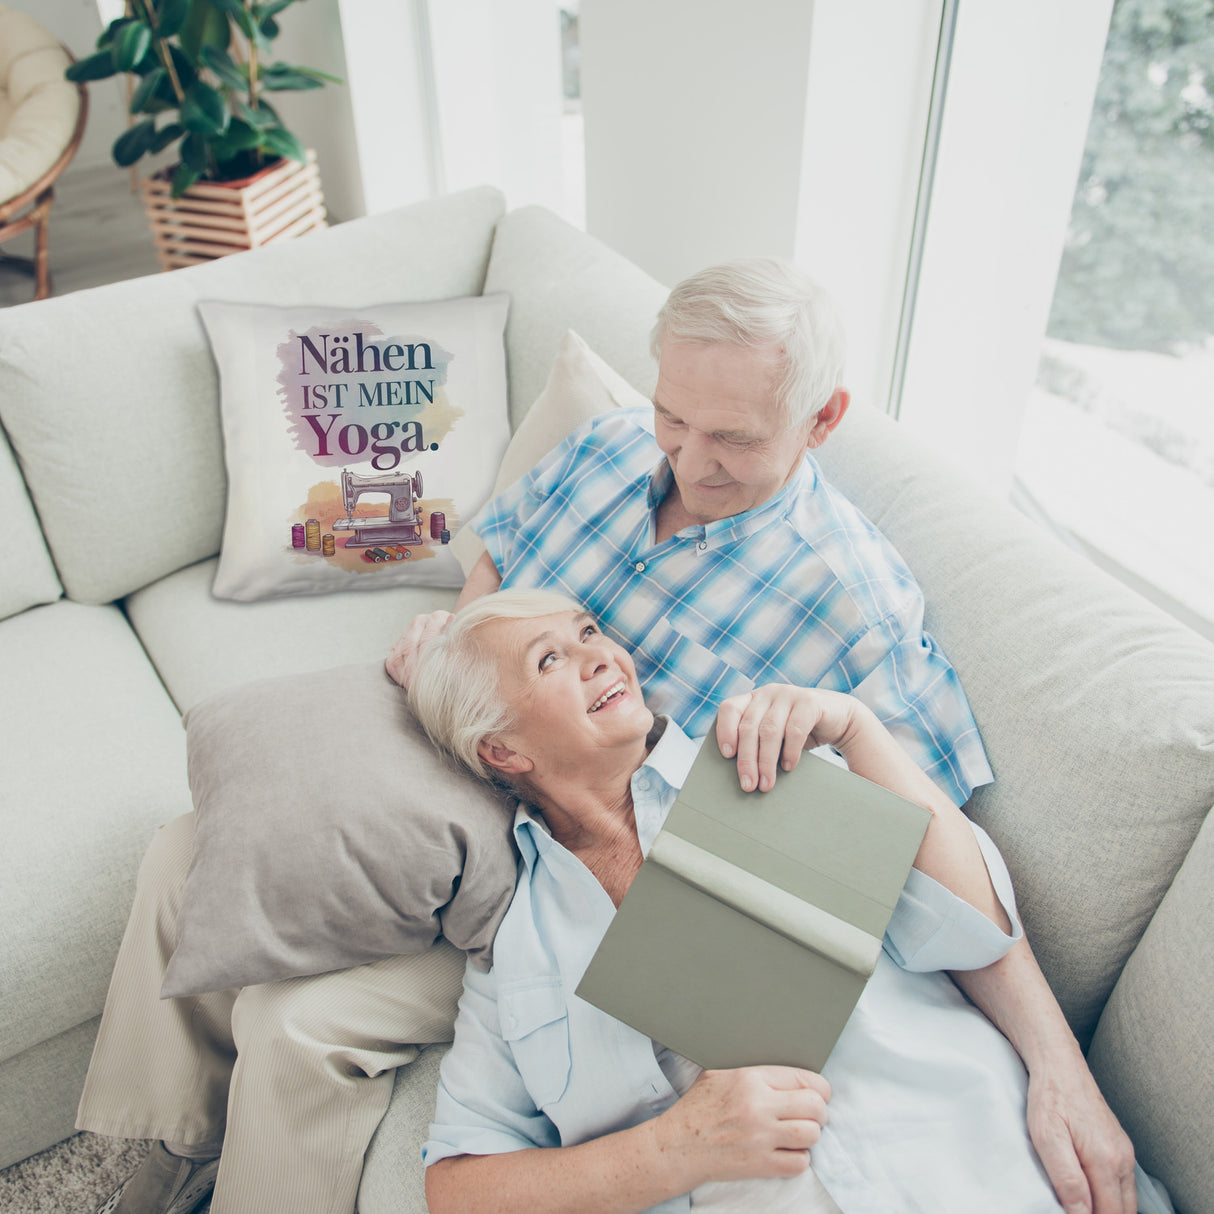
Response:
[424,721,1066,1212]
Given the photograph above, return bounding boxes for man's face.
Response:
[478,610,653,778]
[652,340,816,524]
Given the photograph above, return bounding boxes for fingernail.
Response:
[740,774,754,792]
[720,744,734,758]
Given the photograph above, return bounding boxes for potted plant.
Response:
[66,0,339,268]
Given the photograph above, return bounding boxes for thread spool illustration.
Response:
[430,511,446,540]
[440,529,450,544]
[322,534,335,557]
[291,524,306,549]
[305,519,321,551]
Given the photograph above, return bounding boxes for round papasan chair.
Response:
[0,4,87,302]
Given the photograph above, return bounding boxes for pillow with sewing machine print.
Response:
[198,294,510,601]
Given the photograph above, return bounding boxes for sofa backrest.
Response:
[0,421,60,619]
[0,186,507,605]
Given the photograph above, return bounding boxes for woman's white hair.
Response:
[407,588,586,782]
[650,258,847,429]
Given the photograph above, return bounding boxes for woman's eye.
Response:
[539,651,557,671]
[581,624,598,639]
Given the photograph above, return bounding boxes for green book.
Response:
[575,743,932,1072]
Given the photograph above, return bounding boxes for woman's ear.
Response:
[477,738,534,777]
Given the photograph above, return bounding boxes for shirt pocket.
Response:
[499,978,572,1110]
[635,614,754,720]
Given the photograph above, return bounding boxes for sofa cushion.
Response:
[0,422,60,620]
[814,402,1214,1045]
[198,293,510,602]
[1088,804,1214,1214]
[163,663,517,996]
[0,600,192,1063]
[124,556,457,714]
[483,205,667,431]
[0,186,506,606]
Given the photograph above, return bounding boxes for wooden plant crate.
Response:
[140,150,327,271]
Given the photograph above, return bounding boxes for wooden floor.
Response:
[0,162,162,308]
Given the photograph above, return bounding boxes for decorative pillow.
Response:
[198,294,511,602]
[449,328,650,576]
[162,662,519,998]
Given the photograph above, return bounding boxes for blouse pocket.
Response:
[499,978,572,1109]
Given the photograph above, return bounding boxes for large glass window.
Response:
[1014,0,1214,636]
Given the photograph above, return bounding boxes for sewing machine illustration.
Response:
[331,467,425,548]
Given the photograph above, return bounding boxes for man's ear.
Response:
[806,388,850,450]
[477,738,534,777]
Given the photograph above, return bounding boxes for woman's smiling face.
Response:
[476,610,653,776]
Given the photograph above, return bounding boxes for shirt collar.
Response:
[645,456,818,547]
[512,716,703,869]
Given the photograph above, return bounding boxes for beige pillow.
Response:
[162,662,519,997]
[449,329,650,575]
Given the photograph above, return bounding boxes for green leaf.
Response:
[129,66,166,113]
[155,0,192,40]
[221,118,263,150]
[234,97,279,129]
[66,49,119,83]
[150,122,185,153]
[259,15,279,40]
[112,119,157,167]
[181,81,230,135]
[96,17,128,50]
[180,131,210,172]
[259,62,323,91]
[210,0,258,39]
[260,125,305,163]
[171,162,201,197]
[167,44,198,91]
[180,0,231,63]
[200,44,248,90]
[112,20,152,72]
[254,0,297,19]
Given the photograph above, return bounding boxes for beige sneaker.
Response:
[96,1142,220,1214]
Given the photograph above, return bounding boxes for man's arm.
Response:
[951,942,1137,1214]
[385,550,502,687]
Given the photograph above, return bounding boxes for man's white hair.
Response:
[650,258,847,429]
[407,588,586,781]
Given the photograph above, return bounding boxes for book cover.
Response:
[575,743,932,1071]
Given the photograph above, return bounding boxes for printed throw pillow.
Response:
[199,294,511,602]
[449,328,651,576]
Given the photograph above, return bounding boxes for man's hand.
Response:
[714,684,859,792]
[385,610,453,688]
[1026,1061,1137,1214]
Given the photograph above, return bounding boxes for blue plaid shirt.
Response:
[474,407,991,805]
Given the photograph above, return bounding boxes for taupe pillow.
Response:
[162,662,518,998]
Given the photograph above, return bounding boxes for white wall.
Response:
[579,0,818,288]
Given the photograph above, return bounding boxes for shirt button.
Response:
[634,561,646,573]
[697,541,707,551]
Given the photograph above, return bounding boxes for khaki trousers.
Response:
[76,814,466,1214]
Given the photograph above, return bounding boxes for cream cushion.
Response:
[0,6,79,202]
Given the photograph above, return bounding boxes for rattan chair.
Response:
[0,6,87,302]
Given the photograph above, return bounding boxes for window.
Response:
[1014,0,1214,637]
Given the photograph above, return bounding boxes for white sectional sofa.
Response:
[1,186,1211,1213]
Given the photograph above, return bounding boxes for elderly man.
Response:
[389,260,1136,1214]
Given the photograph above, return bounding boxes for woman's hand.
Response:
[653,1066,831,1185]
[715,685,861,792]
[385,610,454,688]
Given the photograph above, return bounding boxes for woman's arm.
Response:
[715,684,1010,931]
[427,1065,830,1214]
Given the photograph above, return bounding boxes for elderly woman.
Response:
[407,588,1090,1214]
